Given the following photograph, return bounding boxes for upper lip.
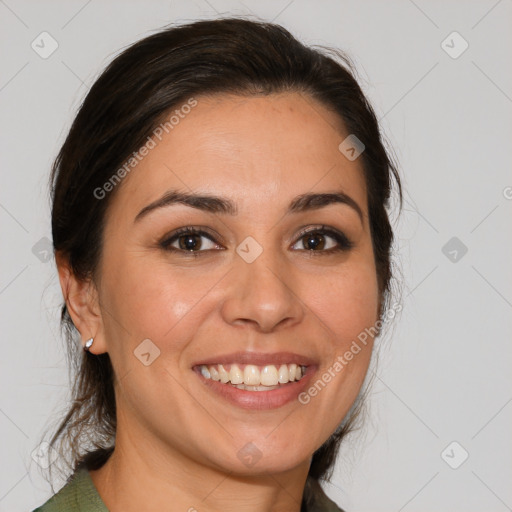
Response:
[192,351,317,368]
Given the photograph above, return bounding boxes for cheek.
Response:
[98,256,217,419]
[296,258,379,420]
[306,260,379,349]
[99,252,224,355]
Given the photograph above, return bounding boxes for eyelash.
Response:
[159,225,354,257]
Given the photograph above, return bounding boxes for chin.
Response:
[202,435,315,477]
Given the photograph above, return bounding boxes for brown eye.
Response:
[291,227,353,253]
[301,232,328,250]
[160,227,222,253]
[177,233,203,251]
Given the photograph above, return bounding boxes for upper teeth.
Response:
[199,363,305,386]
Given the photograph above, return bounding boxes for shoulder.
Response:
[32,467,108,512]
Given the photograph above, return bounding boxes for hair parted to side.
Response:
[45,15,402,499]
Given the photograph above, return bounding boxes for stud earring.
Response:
[84,337,94,352]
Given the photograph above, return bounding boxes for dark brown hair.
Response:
[46,16,402,505]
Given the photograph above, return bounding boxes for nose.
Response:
[220,246,305,333]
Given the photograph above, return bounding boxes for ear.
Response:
[55,251,108,355]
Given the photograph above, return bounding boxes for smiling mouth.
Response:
[194,363,307,391]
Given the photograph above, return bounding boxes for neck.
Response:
[89,420,310,512]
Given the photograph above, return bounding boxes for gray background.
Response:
[1,1,511,511]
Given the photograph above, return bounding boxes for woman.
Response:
[34,17,401,512]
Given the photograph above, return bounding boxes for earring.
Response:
[84,337,94,352]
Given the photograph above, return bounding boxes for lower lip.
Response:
[194,367,316,410]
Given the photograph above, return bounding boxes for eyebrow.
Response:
[134,189,364,224]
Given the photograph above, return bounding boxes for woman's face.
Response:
[91,92,379,475]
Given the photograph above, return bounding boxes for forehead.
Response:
[109,92,368,219]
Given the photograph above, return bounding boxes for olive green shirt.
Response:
[33,467,344,511]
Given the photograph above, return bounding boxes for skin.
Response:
[58,92,380,512]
